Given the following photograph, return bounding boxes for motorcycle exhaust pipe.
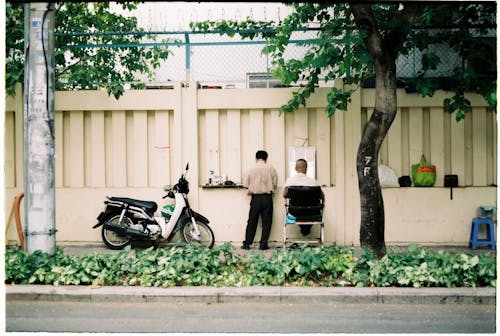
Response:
[103,223,127,234]
[104,223,150,239]
[125,228,150,239]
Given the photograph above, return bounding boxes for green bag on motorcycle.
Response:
[161,204,175,219]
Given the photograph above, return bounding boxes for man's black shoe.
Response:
[240,244,251,250]
[300,224,312,236]
[259,245,270,250]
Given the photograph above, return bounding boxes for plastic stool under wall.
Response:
[470,206,496,250]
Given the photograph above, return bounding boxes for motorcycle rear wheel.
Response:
[180,219,214,248]
[102,214,133,250]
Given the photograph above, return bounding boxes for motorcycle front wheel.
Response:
[180,218,215,248]
[102,214,133,250]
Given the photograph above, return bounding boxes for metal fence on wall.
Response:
[103,29,317,89]
[57,28,480,89]
[155,30,462,88]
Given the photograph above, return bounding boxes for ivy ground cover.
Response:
[5,243,496,288]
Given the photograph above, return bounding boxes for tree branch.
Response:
[400,3,419,24]
[351,3,420,60]
[350,4,382,58]
[390,3,419,53]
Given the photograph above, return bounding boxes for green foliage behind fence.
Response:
[5,243,496,288]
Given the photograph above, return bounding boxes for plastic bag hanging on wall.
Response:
[411,155,436,187]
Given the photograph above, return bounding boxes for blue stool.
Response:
[470,217,496,250]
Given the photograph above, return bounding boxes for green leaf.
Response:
[421,53,440,71]
[6,2,172,98]
[484,88,496,111]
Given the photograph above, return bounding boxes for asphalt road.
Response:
[6,300,496,333]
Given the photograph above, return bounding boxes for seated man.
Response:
[283,159,324,236]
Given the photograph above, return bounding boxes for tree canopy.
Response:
[6,2,174,99]
[191,2,496,121]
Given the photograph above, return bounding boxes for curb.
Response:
[6,285,496,305]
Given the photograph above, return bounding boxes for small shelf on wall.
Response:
[201,183,245,189]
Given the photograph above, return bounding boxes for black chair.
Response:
[283,186,324,247]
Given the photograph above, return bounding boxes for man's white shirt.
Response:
[284,173,320,187]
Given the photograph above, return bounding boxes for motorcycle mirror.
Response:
[185,162,189,171]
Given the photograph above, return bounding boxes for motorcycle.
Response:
[93,163,215,250]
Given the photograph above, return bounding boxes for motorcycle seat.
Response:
[109,197,158,213]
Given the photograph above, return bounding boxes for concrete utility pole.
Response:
[24,3,56,254]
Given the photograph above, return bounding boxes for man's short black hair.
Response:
[295,159,308,170]
[256,150,268,161]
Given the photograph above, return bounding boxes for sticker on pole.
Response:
[31,19,41,28]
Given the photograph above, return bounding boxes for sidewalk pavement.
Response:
[6,284,496,305]
[5,242,497,305]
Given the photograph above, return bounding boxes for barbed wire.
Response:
[130,3,291,32]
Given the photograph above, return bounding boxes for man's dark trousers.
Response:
[244,194,273,247]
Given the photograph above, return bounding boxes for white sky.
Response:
[129,2,293,31]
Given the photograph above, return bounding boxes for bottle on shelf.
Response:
[208,170,215,185]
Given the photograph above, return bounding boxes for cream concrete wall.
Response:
[383,187,497,244]
[5,83,497,247]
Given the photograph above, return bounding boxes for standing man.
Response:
[283,159,324,236]
[241,150,278,250]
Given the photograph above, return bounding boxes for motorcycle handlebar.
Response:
[162,163,189,198]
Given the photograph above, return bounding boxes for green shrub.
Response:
[4,243,496,288]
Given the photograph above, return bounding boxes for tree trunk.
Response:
[350,3,416,258]
[356,56,398,258]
